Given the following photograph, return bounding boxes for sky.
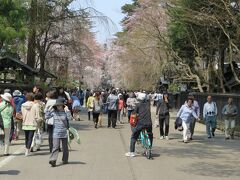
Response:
[70,0,132,44]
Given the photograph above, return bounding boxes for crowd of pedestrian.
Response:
[0,86,239,163]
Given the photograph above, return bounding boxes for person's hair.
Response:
[47,88,59,99]
[112,90,116,95]
[34,92,43,101]
[187,95,194,100]
[187,98,193,104]
[33,85,42,93]
[95,91,101,100]
[53,105,64,111]
[26,92,34,101]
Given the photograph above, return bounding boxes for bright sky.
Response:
[70,0,132,43]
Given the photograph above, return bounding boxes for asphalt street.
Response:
[0,109,240,180]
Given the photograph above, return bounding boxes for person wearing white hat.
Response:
[0,93,14,156]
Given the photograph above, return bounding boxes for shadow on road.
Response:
[55,161,86,167]
[179,161,240,177]
[68,161,86,165]
[0,170,20,175]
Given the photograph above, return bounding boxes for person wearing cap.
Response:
[45,98,72,167]
[13,90,25,140]
[3,89,15,143]
[203,96,217,138]
[0,93,14,156]
[125,92,153,157]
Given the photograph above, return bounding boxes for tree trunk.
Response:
[219,48,226,93]
[27,0,37,68]
[194,74,204,92]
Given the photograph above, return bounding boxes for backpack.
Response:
[93,99,101,113]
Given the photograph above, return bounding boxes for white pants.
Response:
[2,128,11,154]
[182,121,190,141]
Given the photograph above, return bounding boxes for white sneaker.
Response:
[25,150,31,157]
[125,152,136,157]
[160,136,164,140]
[165,136,169,140]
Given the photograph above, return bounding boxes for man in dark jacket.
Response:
[106,90,118,128]
[125,93,153,157]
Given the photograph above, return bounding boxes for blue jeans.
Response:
[205,116,216,137]
[130,124,153,152]
[128,110,134,122]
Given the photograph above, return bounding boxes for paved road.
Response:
[0,109,240,180]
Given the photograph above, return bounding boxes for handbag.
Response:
[34,129,43,146]
[15,112,23,121]
[175,117,183,131]
[46,117,54,125]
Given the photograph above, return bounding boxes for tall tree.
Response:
[0,0,27,56]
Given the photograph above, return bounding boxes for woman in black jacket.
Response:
[156,93,171,140]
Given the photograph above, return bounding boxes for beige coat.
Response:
[21,101,37,127]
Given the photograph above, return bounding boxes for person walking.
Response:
[126,92,138,123]
[21,93,37,156]
[203,96,217,138]
[92,92,102,129]
[125,93,153,157]
[117,95,124,124]
[71,92,81,121]
[13,90,25,140]
[107,90,118,128]
[122,91,129,117]
[86,93,94,121]
[45,88,59,153]
[222,98,238,140]
[156,93,171,140]
[0,93,14,156]
[32,92,45,151]
[45,98,72,167]
[187,94,200,140]
[85,89,90,107]
[177,98,200,143]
